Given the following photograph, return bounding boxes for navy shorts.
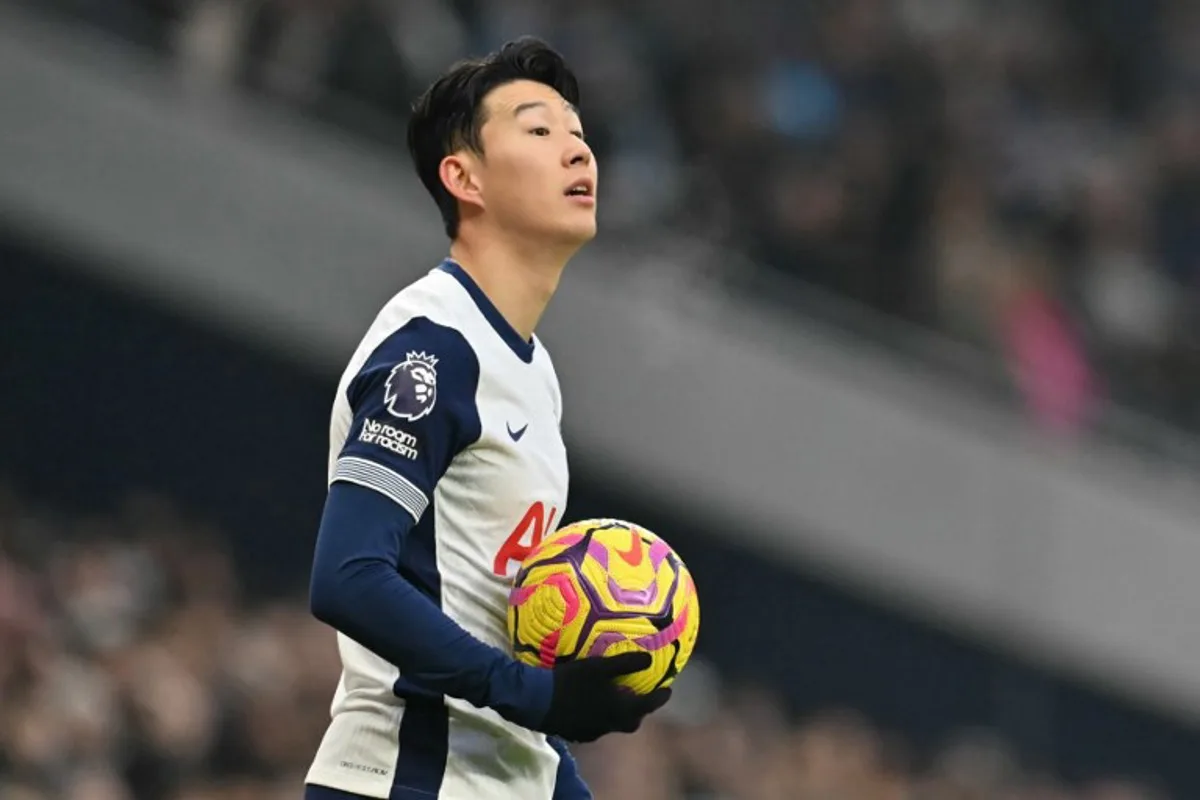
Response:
[305,783,439,800]
[305,787,373,800]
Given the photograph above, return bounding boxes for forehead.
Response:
[482,80,579,122]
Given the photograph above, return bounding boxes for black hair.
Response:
[407,37,582,240]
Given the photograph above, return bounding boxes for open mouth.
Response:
[565,179,595,198]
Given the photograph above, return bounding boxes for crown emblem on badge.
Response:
[405,351,439,368]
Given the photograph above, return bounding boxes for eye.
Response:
[571,130,586,141]
[529,126,551,137]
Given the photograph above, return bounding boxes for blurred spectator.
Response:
[999,242,1098,437]
[34,0,1200,440]
[0,488,1178,798]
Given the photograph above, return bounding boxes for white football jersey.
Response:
[306,260,570,799]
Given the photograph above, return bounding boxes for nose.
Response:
[565,138,593,168]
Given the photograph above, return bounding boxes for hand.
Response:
[539,652,672,743]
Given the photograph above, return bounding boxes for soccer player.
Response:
[303,38,670,800]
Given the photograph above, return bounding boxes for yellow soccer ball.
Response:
[507,519,700,694]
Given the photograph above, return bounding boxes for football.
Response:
[507,519,699,694]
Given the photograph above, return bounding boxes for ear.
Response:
[439,152,484,212]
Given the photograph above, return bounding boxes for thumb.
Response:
[634,688,672,715]
[591,650,652,678]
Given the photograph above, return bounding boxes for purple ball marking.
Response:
[606,576,658,606]
[586,631,628,658]
[648,539,671,570]
[634,603,691,652]
[586,540,610,570]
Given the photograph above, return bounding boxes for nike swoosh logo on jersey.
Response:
[507,422,529,442]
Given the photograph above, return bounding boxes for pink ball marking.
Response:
[545,572,582,626]
[509,584,540,606]
[634,603,691,653]
[514,572,582,668]
[539,630,561,668]
[509,573,581,624]
[647,539,672,570]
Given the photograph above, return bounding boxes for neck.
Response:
[448,227,575,342]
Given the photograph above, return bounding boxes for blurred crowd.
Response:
[0,489,1173,800]
[22,0,1200,439]
[4,5,1196,798]
[0,489,338,800]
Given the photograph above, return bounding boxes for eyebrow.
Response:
[513,100,580,117]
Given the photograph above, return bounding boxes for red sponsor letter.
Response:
[494,502,559,576]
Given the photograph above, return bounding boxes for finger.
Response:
[613,687,671,731]
[593,651,652,677]
[616,715,643,734]
[635,688,672,715]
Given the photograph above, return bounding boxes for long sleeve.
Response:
[310,481,553,727]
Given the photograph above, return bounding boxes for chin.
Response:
[527,212,597,250]
[559,217,598,245]
[540,225,596,251]
[571,224,598,245]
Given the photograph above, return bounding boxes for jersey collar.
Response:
[437,259,536,363]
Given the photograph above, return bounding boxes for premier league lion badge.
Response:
[384,351,439,422]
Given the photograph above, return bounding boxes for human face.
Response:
[472,80,598,246]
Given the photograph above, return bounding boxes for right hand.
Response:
[539,652,672,743]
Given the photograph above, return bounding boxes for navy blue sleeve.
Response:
[331,317,480,523]
[311,317,553,726]
[309,482,553,724]
[550,736,592,800]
